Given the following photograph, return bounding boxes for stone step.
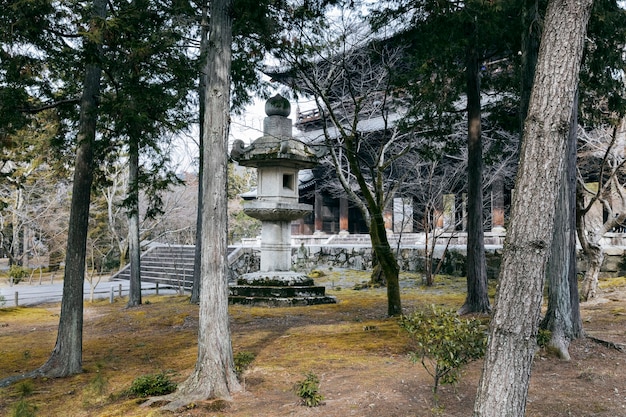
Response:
[228,295,337,307]
[229,285,328,298]
[142,255,195,262]
[116,269,193,281]
[138,264,195,273]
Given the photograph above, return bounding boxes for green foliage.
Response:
[228,209,261,244]
[89,371,108,396]
[228,165,257,199]
[9,265,29,284]
[580,0,626,124]
[0,294,6,307]
[228,165,260,244]
[399,305,487,394]
[10,399,37,417]
[536,328,552,349]
[15,380,34,397]
[11,380,37,417]
[82,367,109,408]
[233,351,256,377]
[128,371,177,397]
[294,372,324,407]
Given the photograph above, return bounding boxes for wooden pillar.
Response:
[434,196,444,229]
[314,190,323,234]
[384,206,393,231]
[339,196,349,235]
[461,193,468,231]
[491,177,506,233]
[443,194,456,231]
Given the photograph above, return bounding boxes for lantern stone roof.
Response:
[230,94,318,169]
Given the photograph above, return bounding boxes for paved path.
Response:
[0,280,181,307]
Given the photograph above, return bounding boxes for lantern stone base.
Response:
[229,271,337,306]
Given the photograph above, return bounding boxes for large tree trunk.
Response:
[541,133,575,360]
[576,186,604,302]
[127,139,142,307]
[38,0,106,378]
[460,29,490,315]
[473,0,593,415]
[159,0,240,409]
[541,91,584,359]
[581,241,603,300]
[190,0,208,305]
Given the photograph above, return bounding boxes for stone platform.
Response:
[229,271,336,306]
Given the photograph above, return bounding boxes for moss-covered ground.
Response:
[1,270,625,416]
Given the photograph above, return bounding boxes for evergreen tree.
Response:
[37,0,108,379]
[474,0,593,413]
[145,0,242,408]
[98,0,194,306]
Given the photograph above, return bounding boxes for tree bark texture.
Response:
[461,32,490,315]
[190,0,209,305]
[541,91,583,359]
[127,139,141,307]
[167,0,241,407]
[581,242,603,300]
[38,0,106,378]
[473,0,593,415]
[541,130,575,360]
[369,212,401,316]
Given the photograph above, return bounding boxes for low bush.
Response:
[234,351,255,377]
[9,265,29,285]
[399,305,487,396]
[11,399,37,417]
[294,372,324,407]
[128,371,177,397]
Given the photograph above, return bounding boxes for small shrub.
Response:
[82,369,109,409]
[128,371,177,397]
[294,372,324,407]
[399,305,487,396]
[89,371,108,396]
[15,380,34,397]
[233,351,255,377]
[537,328,552,348]
[9,265,29,285]
[0,294,6,307]
[11,399,37,417]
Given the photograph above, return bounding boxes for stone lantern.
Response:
[229,94,335,305]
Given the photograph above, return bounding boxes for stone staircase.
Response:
[111,245,195,291]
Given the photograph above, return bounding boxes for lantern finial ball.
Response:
[265,94,291,117]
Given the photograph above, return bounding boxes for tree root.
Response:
[0,369,43,388]
[587,335,626,353]
[141,391,233,412]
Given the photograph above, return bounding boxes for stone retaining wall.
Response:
[292,244,504,278]
[231,243,626,279]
